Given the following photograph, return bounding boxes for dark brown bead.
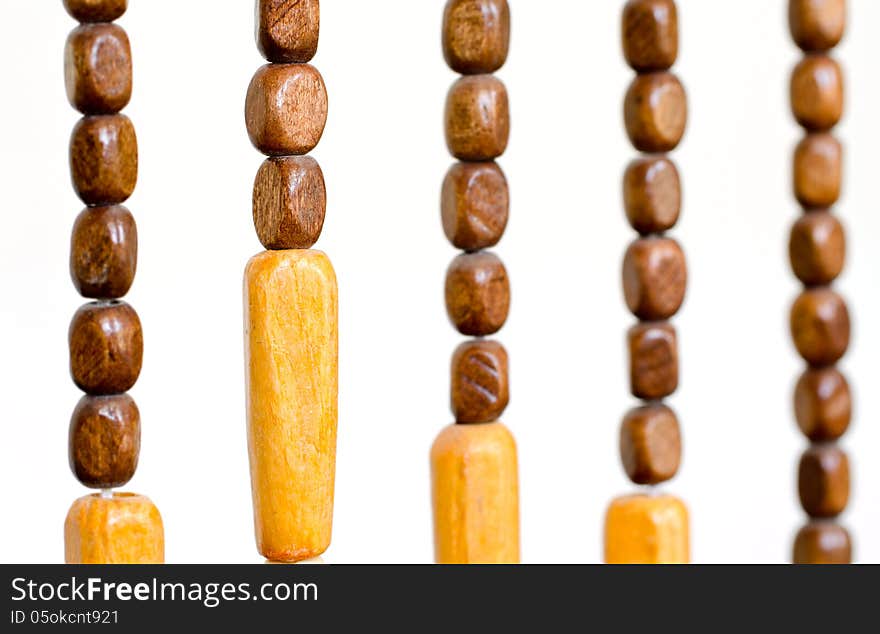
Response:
[445,252,510,336]
[70,114,137,205]
[623,156,681,234]
[245,64,328,156]
[622,237,687,320]
[441,162,509,251]
[793,521,852,564]
[624,72,687,153]
[794,367,851,442]
[789,211,845,286]
[790,288,850,366]
[445,75,510,161]
[442,0,510,74]
[622,0,678,72]
[798,445,850,518]
[628,321,678,400]
[69,394,140,488]
[252,156,326,250]
[789,0,846,52]
[256,0,320,63]
[65,24,131,115]
[794,133,842,209]
[619,403,681,485]
[63,0,127,22]
[450,339,509,424]
[70,205,137,299]
[791,55,844,132]
[69,301,143,395]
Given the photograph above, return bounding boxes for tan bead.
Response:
[70,205,137,299]
[441,161,509,251]
[789,211,845,286]
[623,157,681,235]
[450,339,509,424]
[69,394,140,489]
[245,64,328,156]
[793,521,852,564]
[69,301,143,395]
[604,494,689,564]
[628,321,678,400]
[65,493,163,564]
[257,0,320,63]
[442,0,510,74]
[794,367,851,442]
[619,404,681,485]
[794,133,842,209]
[445,75,510,161]
[622,0,678,72]
[63,0,127,23]
[798,445,850,518]
[70,114,137,206]
[789,0,846,52]
[445,252,510,336]
[790,288,850,366]
[791,55,844,132]
[622,237,687,321]
[253,156,326,250]
[624,72,687,153]
[65,24,131,115]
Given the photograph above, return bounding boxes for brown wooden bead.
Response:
[624,72,687,153]
[794,367,851,442]
[623,156,681,234]
[793,521,851,564]
[793,133,842,209]
[245,64,328,156]
[622,0,678,72]
[445,75,510,161]
[441,162,509,251]
[69,394,140,488]
[622,237,687,320]
[70,114,137,205]
[791,55,844,132]
[790,288,850,366]
[789,211,845,286]
[442,0,510,74]
[445,252,510,336]
[619,403,681,485]
[70,205,137,299]
[789,0,846,52]
[65,24,131,115]
[628,321,678,400]
[450,339,509,424]
[798,445,849,518]
[63,0,127,22]
[69,301,143,395]
[253,156,326,250]
[257,0,320,63]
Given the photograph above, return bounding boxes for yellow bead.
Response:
[604,494,689,563]
[64,493,164,564]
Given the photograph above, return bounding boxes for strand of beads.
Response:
[604,0,689,564]
[244,0,338,563]
[430,0,520,564]
[62,0,163,564]
[787,0,852,565]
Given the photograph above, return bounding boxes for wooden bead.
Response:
[450,339,509,424]
[245,250,338,562]
[253,156,326,250]
[441,162,509,251]
[789,0,846,52]
[65,493,163,564]
[793,521,851,564]
[70,205,137,299]
[622,0,678,72]
[604,494,689,564]
[70,114,137,205]
[445,252,510,336]
[431,422,520,563]
[445,75,510,161]
[442,0,510,74]
[794,367,851,442]
[63,0,127,23]
[623,156,681,235]
[64,24,131,115]
[245,64,328,156]
[798,445,850,518]
[793,133,842,209]
[628,321,678,400]
[69,301,143,395]
[790,288,850,366]
[622,237,687,320]
[624,72,687,153]
[791,55,844,131]
[257,0,320,63]
[69,394,140,488]
[789,211,845,286]
[619,404,681,485]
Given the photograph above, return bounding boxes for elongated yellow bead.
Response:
[604,493,689,564]
[64,493,164,564]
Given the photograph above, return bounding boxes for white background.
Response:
[1,0,878,564]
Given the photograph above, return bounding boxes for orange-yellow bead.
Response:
[64,493,164,564]
[604,494,689,564]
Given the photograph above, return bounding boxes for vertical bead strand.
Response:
[62,0,164,564]
[788,0,852,564]
[604,0,689,564]
[431,0,520,564]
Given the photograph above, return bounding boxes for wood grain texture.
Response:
[63,0,127,23]
[604,494,689,564]
[623,156,681,235]
[70,114,137,205]
[798,445,849,518]
[69,394,140,488]
[65,23,131,115]
[794,367,851,441]
[789,211,845,286]
[253,156,326,250]
[70,205,137,299]
[619,404,681,485]
[69,301,143,395]
[793,521,851,563]
[628,321,678,400]
[442,0,510,74]
[450,339,509,424]
[64,493,163,564]
[445,75,510,161]
[441,161,509,251]
[794,133,842,209]
[624,72,687,153]
[790,287,850,366]
[622,237,687,321]
[791,55,843,132]
[445,251,510,336]
[789,0,846,52]
[622,0,678,72]
[257,0,320,63]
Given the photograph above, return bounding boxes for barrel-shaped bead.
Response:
[69,394,140,489]
[628,321,678,400]
[789,211,845,286]
[623,156,681,235]
[64,493,163,564]
[70,205,137,299]
[624,72,687,153]
[63,0,127,23]
[441,161,509,251]
[789,0,846,52]
[622,237,687,321]
[70,114,137,205]
[798,445,850,518]
[65,23,132,115]
[445,252,510,336]
[793,521,852,564]
[604,494,689,564]
[445,75,510,161]
[451,339,509,424]
[791,55,844,131]
[253,156,326,250]
[619,404,681,485]
[442,0,510,74]
[622,0,678,72]
[794,133,842,209]
[790,287,850,366]
[256,0,320,63]
[794,367,851,442]
[69,301,143,395]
